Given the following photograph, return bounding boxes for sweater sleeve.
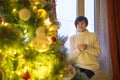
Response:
[84,34,101,56]
[69,36,82,59]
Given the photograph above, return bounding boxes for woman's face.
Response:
[76,21,86,32]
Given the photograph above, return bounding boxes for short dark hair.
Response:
[74,16,88,27]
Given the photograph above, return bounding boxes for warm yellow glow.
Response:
[34,63,52,79]
[44,18,51,26]
[4,22,8,26]
[16,71,22,76]
[25,47,29,50]
[38,48,49,52]
[24,29,27,33]
[1,22,4,25]
[37,42,49,52]
[32,6,37,11]
[35,1,40,5]
[0,49,2,52]
[14,51,17,55]
[39,66,49,76]
[59,74,64,79]
[47,37,53,44]
[49,27,54,31]
[29,42,33,47]
[33,38,50,52]
[0,1,66,80]
[37,9,47,18]
[24,66,27,70]
[12,8,17,13]
[47,37,51,41]
[49,25,59,31]
[8,48,13,53]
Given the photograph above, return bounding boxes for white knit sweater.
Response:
[69,30,101,73]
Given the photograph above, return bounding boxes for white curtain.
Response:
[91,0,113,80]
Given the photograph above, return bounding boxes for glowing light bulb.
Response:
[44,18,51,26]
[4,23,8,26]
[17,71,22,76]
[0,49,2,52]
[12,8,17,13]
[24,29,27,33]
[14,51,17,55]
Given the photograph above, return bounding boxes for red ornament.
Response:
[0,16,3,23]
[50,36,56,42]
[23,71,31,80]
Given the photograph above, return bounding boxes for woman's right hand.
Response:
[77,43,87,51]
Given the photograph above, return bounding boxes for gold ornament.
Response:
[0,67,7,80]
[65,65,76,80]
[50,25,59,31]
[19,8,31,21]
[35,66,50,79]
[33,38,49,52]
[37,9,47,19]
[36,27,46,38]
[33,27,49,52]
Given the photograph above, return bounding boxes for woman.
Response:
[69,16,101,80]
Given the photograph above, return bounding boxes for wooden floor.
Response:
[90,71,113,80]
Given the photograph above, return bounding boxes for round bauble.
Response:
[33,38,49,52]
[65,65,76,80]
[23,71,30,80]
[19,8,31,21]
[36,27,46,36]
[0,16,3,23]
[37,9,47,19]
[50,36,56,42]
[0,67,6,80]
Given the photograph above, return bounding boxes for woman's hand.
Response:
[77,43,87,51]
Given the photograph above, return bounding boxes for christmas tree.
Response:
[0,0,69,80]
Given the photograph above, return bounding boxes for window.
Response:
[85,0,94,32]
[56,0,94,52]
[56,0,77,52]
